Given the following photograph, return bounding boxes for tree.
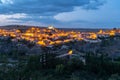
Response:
[55,64,64,74]
[108,74,120,80]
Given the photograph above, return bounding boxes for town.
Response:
[0,26,119,46]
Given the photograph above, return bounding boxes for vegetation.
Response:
[0,52,120,80]
[0,36,120,80]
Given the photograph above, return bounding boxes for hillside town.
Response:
[0,26,120,60]
[0,26,119,46]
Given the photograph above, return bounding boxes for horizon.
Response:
[0,24,117,29]
[0,0,120,28]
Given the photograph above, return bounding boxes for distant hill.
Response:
[0,25,108,32]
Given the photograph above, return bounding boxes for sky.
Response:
[0,0,120,28]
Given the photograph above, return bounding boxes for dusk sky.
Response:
[0,0,120,28]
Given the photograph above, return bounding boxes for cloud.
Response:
[0,13,27,24]
[0,0,106,16]
[0,13,50,26]
[83,0,106,9]
[0,0,13,4]
[0,13,27,19]
[0,0,108,28]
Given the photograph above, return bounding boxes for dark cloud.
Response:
[83,0,107,10]
[0,0,107,27]
[0,0,106,15]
